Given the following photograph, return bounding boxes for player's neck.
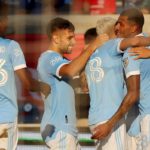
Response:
[48,44,63,56]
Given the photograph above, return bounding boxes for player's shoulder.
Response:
[0,38,20,48]
[0,38,19,54]
[39,50,62,64]
[105,38,122,46]
[0,37,11,45]
[41,50,61,58]
[96,38,120,52]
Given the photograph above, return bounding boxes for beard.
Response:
[63,46,73,54]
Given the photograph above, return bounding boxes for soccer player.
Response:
[80,27,98,93]
[85,15,150,150]
[91,8,150,150]
[116,8,150,150]
[37,17,108,149]
[84,27,98,46]
[0,2,50,149]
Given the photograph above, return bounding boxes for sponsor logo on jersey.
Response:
[123,57,129,68]
[50,56,61,66]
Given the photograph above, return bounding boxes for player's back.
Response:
[85,39,124,125]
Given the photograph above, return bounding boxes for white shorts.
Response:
[90,119,127,150]
[127,114,150,150]
[0,119,18,150]
[46,131,80,150]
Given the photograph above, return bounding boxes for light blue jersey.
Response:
[123,36,150,136]
[138,48,150,115]
[123,46,150,115]
[125,43,150,149]
[37,50,77,138]
[122,48,140,136]
[123,46,150,136]
[85,38,125,126]
[0,37,26,123]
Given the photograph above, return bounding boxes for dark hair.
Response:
[120,8,144,29]
[84,27,97,44]
[0,1,8,21]
[46,17,75,39]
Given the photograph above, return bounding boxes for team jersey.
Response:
[123,45,150,115]
[37,50,77,137]
[85,38,125,125]
[139,49,150,115]
[122,34,150,136]
[0,37,26,123]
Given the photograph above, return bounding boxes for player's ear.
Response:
[131,24,138,33]
[53,34,60,44]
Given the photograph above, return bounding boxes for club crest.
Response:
[123,57,129,68]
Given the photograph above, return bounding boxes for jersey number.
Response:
[89,57,104,82]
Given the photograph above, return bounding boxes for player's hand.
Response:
[128,47,150,60]
[40,82,51,99]
[91,122,112,140]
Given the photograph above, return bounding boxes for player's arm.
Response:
[15,68,50,98]
[92,75,140,140]
[59,34,109,78]
[80,71,89,93]
[107,75,140,130]
[129,47,150,59]
[120,36,150,51]
[10,40,50,97]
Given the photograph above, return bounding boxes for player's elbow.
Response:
[26,79,40,92]
[23,82,32,91]
[27,82,35,91]
[64,72,77,78]
[67,71,77,78]
[60,67,78,78]
[129,90,140,105]
[133,92,139,104]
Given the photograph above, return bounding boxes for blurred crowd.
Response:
[3,0,150,15]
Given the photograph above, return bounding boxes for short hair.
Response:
[84,27,97,44]
[46,17,75,39]
[0,1,8,21]
[96,17,116,35]
[120,8,144,29]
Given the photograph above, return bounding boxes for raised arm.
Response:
[120,36,150,51]
[59,34,109,78]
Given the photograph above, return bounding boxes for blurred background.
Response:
[2,0,150,149]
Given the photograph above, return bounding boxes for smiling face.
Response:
[115,8,144,38]
[115,15,136,38]
[56,29,75,54]
[47,17,76,55]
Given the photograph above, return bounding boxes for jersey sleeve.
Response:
[123,49,140,78]
[45,52,69,78]
[9,40,26,71]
